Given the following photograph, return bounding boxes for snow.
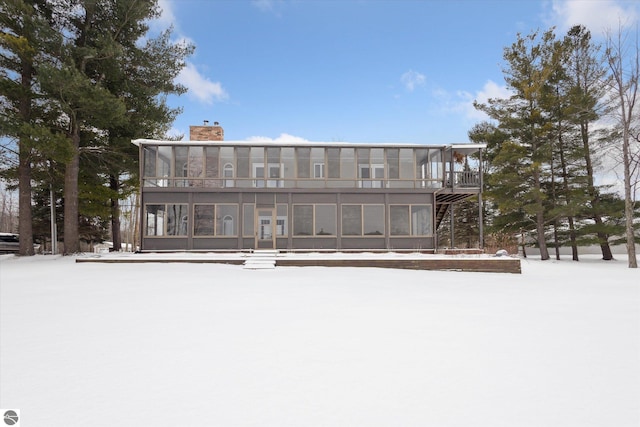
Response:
[1,253,638,427]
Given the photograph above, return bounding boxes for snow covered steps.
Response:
[243,250,279,269]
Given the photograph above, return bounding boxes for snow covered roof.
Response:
[131,138,486,150]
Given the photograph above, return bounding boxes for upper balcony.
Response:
[134,140,484,192]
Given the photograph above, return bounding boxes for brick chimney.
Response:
[190,120,224,141]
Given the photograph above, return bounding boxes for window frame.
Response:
[389,204,433,236]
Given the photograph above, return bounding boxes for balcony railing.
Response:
[447,171,480,188]
[142,171,481,190]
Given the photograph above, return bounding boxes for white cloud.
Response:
[151,0,177,31]
[440,80,512,121]
[246,133,309,143]
[400,70,426,92]
[548,0,639,34]
[176,62,228,105]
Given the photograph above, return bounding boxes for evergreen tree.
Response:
[92,3,192,250]
[475,29,560,260]
[0,0,70,255]
[564,25,614,260]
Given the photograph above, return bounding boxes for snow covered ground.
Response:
[1,253,638,427]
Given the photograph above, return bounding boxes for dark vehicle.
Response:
[0,233,20,254]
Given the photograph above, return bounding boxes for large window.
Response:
[390,204,432,236]
[191,204,238,237]
[342,205,362,236]
[216,205,238,236]
[296,147,311,179]
[145,204,188,236]
[311,148,325,179]
[243,204,255,237]
[194,205,215,236]
[363,205,384,235]
[357,148,384,188]
[342,205,384,236]
[293,205,313,236]
[293,204,336,236]
[140,144,449,190]
[204,147,220,187]
[315,205,336,235]
[276,204,288,236]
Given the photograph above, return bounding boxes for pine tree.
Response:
[0,0,70,255]
[475,30,560,260]
[564,25,614,260]
[91,2,192,250]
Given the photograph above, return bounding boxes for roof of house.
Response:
[132,139,486,152]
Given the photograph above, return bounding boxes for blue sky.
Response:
[155,0,639,144]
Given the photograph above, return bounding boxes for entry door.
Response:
[256,208,275,249]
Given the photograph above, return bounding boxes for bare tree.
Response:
[604,25,639,268]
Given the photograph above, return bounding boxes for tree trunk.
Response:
[558,137,579,261]
[533,168,550,260]
[552,221,560,260]
[18,58,34,256]
[63,120,80,254]
[18,146,34,256]
[622,127,638,268]
[110,175,121,251]
[581,122,612,260]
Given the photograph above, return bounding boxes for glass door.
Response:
[256,208,275,249]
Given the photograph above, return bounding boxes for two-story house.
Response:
[133,123,485,252]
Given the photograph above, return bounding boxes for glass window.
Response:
[155,146,171,186]
[387,148,399,179]
[145,204,164,236]
[327,148,340,179]
[236,147,250,178]
[194,205,215,236]
[243,204,255,237]
[371,149,384,170]
[188,146,204,178]
[293,205,313,236]
[205,147,219,178]
[342,205,362,236]
[341,148,355,179]
[315,205,336,235]
[296,147,311,179]
[357,148,369,179]
[429,149,443,181]
[363,205,384,235]
[143,146,157,177]
[390,205,410,235]
[216,205,237,236]
[219,147,234,188]
[311,148,324,179]
[399,149,414,180]
[277,204,288,236]
[166,204,188,236]
[223,163,234,188]
[204,147,220,187]
[411,205,432,235]
[281,147,296,185]
[416,148,428,180]
[174,146,188,178]
[251,147,265,186]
